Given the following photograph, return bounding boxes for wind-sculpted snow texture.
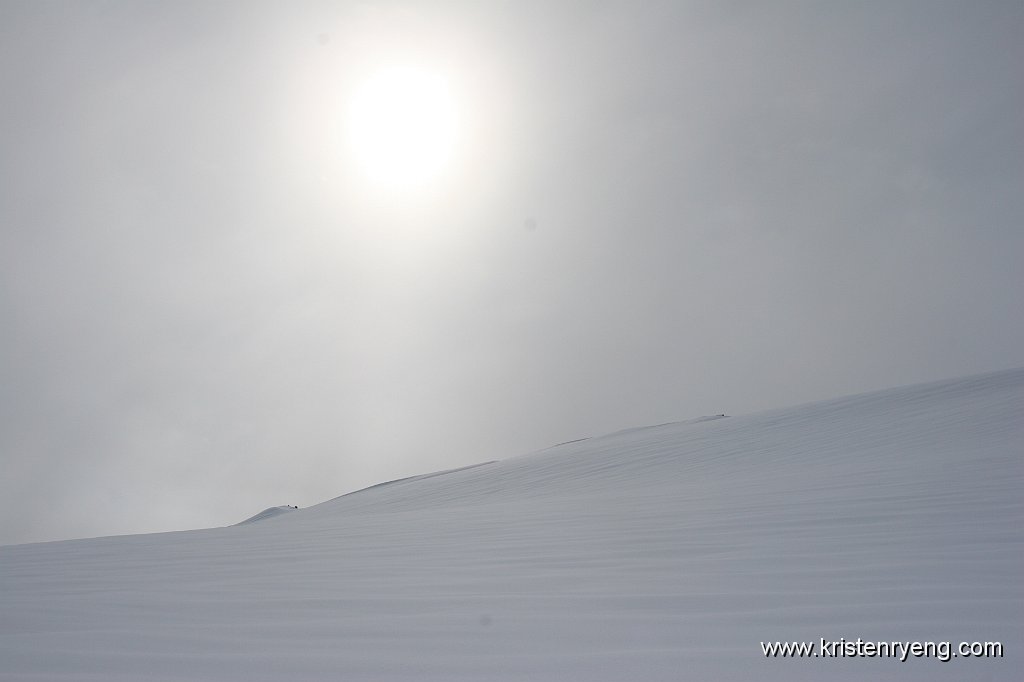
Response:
[1,369,1021,680]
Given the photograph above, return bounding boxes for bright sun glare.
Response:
[346,66,460,193]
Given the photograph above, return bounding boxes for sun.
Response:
[345,65,461,193]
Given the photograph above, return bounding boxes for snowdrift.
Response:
[235,505,299,525]
[1,369,1021,681]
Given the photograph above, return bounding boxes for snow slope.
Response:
[1,369,1021,681]
[235,506,299,525]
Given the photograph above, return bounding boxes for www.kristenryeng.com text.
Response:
[761,638,1003,662]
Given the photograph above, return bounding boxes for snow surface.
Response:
[235,506,299,525]
[1,369,1021,680]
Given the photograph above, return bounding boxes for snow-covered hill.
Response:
[235,505,299,525]
[1,369,1021,681]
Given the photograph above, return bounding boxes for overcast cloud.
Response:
[1,1,1022,545]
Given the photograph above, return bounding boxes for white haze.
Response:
[1,2,1022,545]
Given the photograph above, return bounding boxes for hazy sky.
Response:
[2,0,1022,546]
